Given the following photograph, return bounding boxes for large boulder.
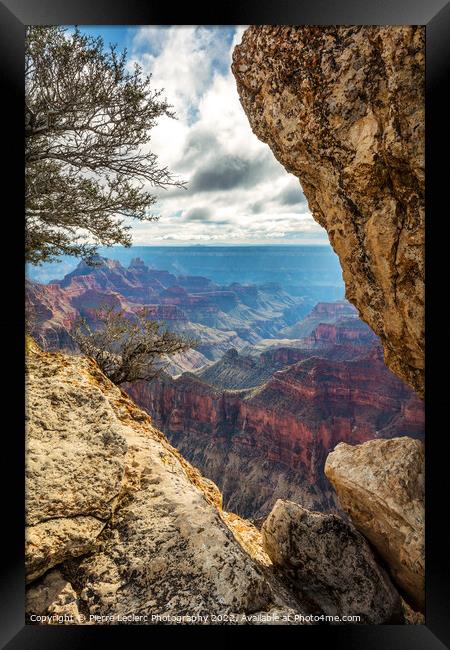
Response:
[262,500,402,624]
[325,437,424,611]
[232,26,424,396]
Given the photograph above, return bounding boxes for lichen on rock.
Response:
[261,499,402,624]
[232,26,424,396]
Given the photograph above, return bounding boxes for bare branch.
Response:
[70,306,198,385]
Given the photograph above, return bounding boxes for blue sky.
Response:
[76,25,133,50]
[72,26,328,246]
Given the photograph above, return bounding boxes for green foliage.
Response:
[70,305,197,385]
[25,26,185,264]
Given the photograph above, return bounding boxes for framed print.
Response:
[1,0,448,647]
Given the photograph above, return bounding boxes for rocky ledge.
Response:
[232,26,424,396]
[25,339,302,624]
[25,340,421,625]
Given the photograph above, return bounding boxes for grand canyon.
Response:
[26,249,424,520]
[22,23,428,630]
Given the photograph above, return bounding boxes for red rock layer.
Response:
[26,257,307,352]
[125,345,424,517]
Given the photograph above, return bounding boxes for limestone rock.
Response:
[25,342,128,581]
[262,500,402,624]
[26,569,83,624]
[221,511,272,567]
[325,437,424,611]
[25,341,307,623]
[232,26,424,396]
[402,599,425,625]
[26,516,105,583]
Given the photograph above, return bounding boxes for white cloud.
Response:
[124,26,327,245]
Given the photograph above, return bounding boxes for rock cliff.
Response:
[126,345,424,518]
[26,339,308,624]
[279,300,357,339]
[232,26,424,396]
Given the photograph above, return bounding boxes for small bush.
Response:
[71,305,197,385]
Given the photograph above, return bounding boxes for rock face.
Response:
[126,345,424,518]
[261,500,401,624]
[232,26,424,396]
[308,319,377,347]
[26,339,307,623]
[197,346,317,390]
[325,437,424,611]
[26,570,83,625]
[279,300,357,339]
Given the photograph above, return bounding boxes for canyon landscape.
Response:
[23,23,425,629]
[27,251,424,520]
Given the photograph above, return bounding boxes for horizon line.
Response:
[98,242,332,248]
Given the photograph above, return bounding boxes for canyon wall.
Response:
[126,345,424,518]
[279,300,357,339]
[26,256,307,368]
[232,26,424,397]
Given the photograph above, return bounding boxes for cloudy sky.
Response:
[81,26,329,246]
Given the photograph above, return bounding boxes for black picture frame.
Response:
[1,1,448,647]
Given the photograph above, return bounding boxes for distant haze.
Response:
[27,245,345,302]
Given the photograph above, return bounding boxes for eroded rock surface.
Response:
[325,437,424,611]
[26,341,129,581]
[26,569,83,625]
[25,340,305,623]
[232,26,424,396]
[262,500,402,624]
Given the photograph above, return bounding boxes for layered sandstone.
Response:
[232,26,424,396]
[126,346,424,518]
[279,301,357,339]
[26,256,307,366]
[197,346,315,389]
[307,320,377,347]
[325,437,425,611]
